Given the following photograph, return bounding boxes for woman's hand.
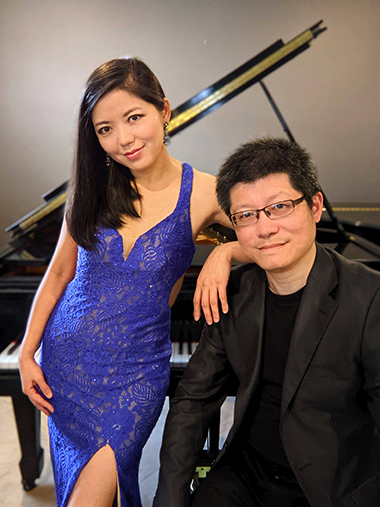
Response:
[19,356,54,416]
[193,243,233,325]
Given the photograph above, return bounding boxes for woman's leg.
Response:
[67,445,118,507]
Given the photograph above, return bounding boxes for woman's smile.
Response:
[124,146,144,160]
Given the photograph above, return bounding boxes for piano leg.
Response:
[11,393,44,491]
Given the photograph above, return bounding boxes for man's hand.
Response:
[193,243,233,325]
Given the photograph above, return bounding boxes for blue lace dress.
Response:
[41,163,196,507]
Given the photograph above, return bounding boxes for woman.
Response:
[19,58,245,507]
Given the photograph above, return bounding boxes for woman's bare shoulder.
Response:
[192,168,217,195]
[190,168,224,233]
[191,168,231,229]
[192,167,216,182]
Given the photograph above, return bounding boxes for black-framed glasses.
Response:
[229,196,305,227]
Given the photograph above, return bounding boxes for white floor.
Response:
[0,396,234,507]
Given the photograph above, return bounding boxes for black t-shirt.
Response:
[243,285,304,466]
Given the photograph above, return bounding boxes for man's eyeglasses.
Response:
[229,196,305,227]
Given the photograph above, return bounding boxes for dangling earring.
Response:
[105,154,111,167]
[163,122,170,146]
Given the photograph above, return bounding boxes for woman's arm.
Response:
[191,171,252,324]
[19,220,78,415]
[193,241,252,324]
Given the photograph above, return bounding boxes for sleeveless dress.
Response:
[41,163,196,507]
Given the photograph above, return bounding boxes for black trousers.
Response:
[191,446,311,507]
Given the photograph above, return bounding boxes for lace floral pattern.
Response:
[41,163,196,507]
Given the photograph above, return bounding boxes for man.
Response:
[153,138,380,507]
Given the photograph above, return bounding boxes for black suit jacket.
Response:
[153,244,380,507]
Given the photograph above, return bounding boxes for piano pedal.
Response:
[195,465,211,480]
[191,466,212,492]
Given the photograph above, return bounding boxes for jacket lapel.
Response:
[229,267,266,432]
[281,245,339,416]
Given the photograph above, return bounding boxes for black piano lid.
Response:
[41,182,68,202]
[5,183,67,239]
[168,21,327,136]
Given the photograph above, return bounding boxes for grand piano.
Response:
[2,20,380,490]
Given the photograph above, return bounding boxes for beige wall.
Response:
[1,0,379,250]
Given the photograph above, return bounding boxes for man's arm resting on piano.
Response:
[193,240,252,325]
[19,220,78,416]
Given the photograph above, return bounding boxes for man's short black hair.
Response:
[216,137,322,215]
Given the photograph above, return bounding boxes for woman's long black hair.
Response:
[66,58,166,249]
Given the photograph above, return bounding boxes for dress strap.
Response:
[176,163,194,212]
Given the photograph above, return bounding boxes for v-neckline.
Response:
[116,164,185,263]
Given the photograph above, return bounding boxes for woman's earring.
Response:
[163,122,170,146]
[105,154,111,167]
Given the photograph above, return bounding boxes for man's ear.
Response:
[312,192,324,224]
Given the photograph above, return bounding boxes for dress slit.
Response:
[66,444,119,507]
